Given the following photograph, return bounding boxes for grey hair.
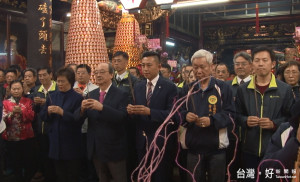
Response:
[191,49,213,64]
[233,51,252,63]
[98,62,114,74]
[108,62,114,74]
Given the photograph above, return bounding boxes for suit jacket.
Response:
[134,76,178,150]
[76,85,129,162]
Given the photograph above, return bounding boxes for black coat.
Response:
[76,85,129,162]
[134,76,178,150]
[40,89,84,160]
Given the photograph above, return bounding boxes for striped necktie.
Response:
[146,82,153,106]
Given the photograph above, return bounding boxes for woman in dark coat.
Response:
[40,67,84,182]
[281,61,300,101]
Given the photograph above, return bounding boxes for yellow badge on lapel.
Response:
[208,95,218,104]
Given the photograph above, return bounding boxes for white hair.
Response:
[191,49,213,64]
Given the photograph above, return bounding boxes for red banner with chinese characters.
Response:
[27,0,52,68]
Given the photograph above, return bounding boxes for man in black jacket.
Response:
[236,46,294,179]
[32,67,57,182]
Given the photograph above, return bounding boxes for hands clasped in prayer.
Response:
[34,96,46,105]
[81,99,103,112]
[186,112,211,128]
[127,104,150,115]
[48,105,63,116]
[247,116,274,129]
[12,105,22,114]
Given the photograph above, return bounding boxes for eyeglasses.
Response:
[284,71,299,76]
[234,62,249,67]
[94,71,109,75]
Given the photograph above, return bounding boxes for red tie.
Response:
[99,91,106,103]
[146,82,153,106]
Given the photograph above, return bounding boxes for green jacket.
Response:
[236,74,294,157]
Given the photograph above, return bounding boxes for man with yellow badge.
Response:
[180,49,235,182]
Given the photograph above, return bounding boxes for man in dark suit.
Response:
[77,62,128,182]
[127,51,178,182]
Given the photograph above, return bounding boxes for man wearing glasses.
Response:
[77,63,128,182]
[228,51,253,97]
[226,51,253,180]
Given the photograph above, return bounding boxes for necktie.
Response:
[240,80,244,85]
[99,91,106,103]
[117,76,121,82]
[146,82,153,106]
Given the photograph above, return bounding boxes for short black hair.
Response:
[67,63,77,67]
[161,63,171,72]
[9,64,21,73]
[76,64,91,74]
[9,80,23,89]
[142,51,161,63]
[215,63,229,72]
[0,68,5,75]
[129,67,140,76]
[23,68,37,77]
[113,51,129,60]
[37,66,52,75]
[56,67,76,87]
[252,46,275,62]
[5,68,17,76]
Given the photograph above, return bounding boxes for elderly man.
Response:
[180,49,235,182]
[226,51,252,180]
[228,52,253,97]
[77,63,128,182]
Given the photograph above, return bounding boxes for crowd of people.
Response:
[0,47,299,182]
